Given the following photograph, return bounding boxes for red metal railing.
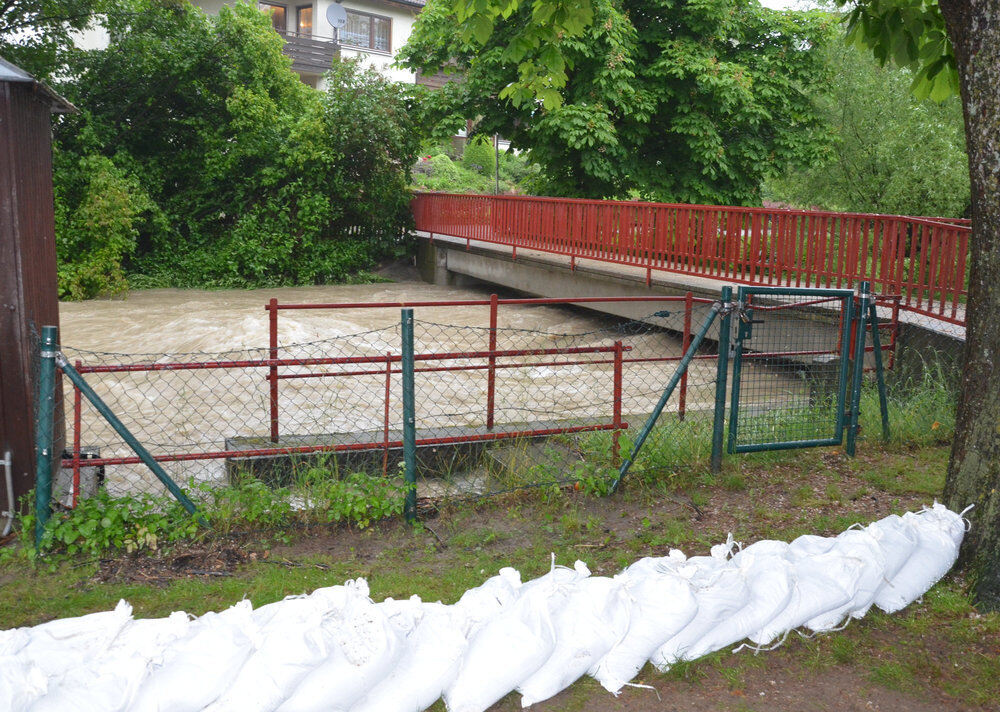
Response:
[412,193,970,326]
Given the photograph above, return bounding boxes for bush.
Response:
[461,136,496,176]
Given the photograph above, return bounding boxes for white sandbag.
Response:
[874,503,965,614]
[0,656,47,712]
[590,571,697,694]
[276,594,402,712]
[0,628,29,656]
[107,611,191,663]
[444,584,557,712]
[867,514,919,585]
[623,549,687,579]
[731,539,789,563]
[804,529,886,631]
[749,553,859,645]
[206,608,341,712]
[650,564,748,669]
[453,567,521,635]
[518,576,630,707]
[351,605,468,712]
[519,559,590,594]
[28,653,148,712]
[787,534,835,558]
[252,581,368,628]
[376,595,428,637]
[130,601,257,712]
[16,600,133,678]
[682,553,793,660]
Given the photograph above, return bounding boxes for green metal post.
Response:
[711,286,733,473]
[401,308,417,522]
[846,281,871,456]
[57,357,203,522]
[868,300,891,441]
[611,300,721,493]
[34,325,58,548]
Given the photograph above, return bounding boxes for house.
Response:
[196,0,426,88]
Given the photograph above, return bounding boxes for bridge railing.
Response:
[411,192,970,326]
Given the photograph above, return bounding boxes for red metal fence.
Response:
[412,193,970,326]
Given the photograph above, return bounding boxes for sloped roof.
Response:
[0,56,77,113]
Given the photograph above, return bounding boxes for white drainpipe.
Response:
[1,450,13,537]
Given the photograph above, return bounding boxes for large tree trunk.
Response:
[938,0,1000,610]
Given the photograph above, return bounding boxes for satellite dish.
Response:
[326,3,347,29]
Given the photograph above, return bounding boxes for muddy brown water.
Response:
[57,279,796,496]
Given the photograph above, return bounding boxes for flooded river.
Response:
[57,276,793,497]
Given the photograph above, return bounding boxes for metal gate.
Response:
[727,287,856,453]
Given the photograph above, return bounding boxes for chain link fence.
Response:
[42,291,963,530]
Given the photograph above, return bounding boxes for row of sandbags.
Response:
[0,502,968,712]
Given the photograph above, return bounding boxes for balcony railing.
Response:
[278,30,339,74]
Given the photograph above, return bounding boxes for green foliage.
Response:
[837,0,958,102]
[25,490,200,558]
[0,0,106,80]
[52,0,424,296]
[402,0,834,204]
[26,469,407,558]
[411,142,539,194]
[461,136,495,175]
[766,39,968,217]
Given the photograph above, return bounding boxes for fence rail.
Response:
[412,193,970,326]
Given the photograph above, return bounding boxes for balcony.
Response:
[278,30,339,75]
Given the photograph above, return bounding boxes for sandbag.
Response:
[518,576,630,707]
[874,503,965,613]
[453,567,522,636]
[276,593,402,712]
[787,534,835,558]
[0,656,47,712]
[130,601,257,712]
[650,564,748,669]
[590,571,697,694]
[351,605,468,712]
[28,653,148,712]
[682,553,793,660]
[444,583,557,712]
[804,530,886,631]
[623,549,687,579]
[16,600,133,679]
[748,553,858,645]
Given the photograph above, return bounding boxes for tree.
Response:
[766,38,969,218]
[842,0,1000,610]
[0,0,107,79]
[401,0,833,204]
[53,0,425,294]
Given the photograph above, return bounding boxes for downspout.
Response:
[1,450,13,537]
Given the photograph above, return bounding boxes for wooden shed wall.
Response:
[0,80,64,513]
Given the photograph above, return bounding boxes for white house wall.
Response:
[315,0,418,84]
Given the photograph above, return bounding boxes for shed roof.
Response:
[0,57,77,113]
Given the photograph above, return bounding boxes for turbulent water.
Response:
[56,276,792,497]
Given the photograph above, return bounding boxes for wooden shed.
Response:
[0,57,75,527]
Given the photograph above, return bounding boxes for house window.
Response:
[341,10,390,52]
[259,2,287,32]
[296,5,312,37]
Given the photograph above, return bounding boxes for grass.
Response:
[1,438,995,710]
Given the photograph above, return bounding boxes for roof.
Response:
[380,0,426,8]
[0,56,77,113]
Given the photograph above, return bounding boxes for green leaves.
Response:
[840,0,958,102]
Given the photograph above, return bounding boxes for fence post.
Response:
[267,298,279,443]
[846,281,871,456]
[710,287,733,473]
[34,325,58,548]
[612,341,623,466]
[401,309,417,523]
[679,291,692,421]
[383,351,392,478]
[486,293,498,430]
[867,301,891,442]
[72,360,82,508]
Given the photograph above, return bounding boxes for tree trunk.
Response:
[938,0,1000,610]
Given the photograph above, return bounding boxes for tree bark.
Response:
[938,0,1000,610]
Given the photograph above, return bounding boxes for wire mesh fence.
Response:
[44,290,965,530]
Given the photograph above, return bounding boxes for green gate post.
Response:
[34,325,58,548]
[401,308,417,523]
[710,286,733,473]
[846,281,871,456]
[867,300,891,442]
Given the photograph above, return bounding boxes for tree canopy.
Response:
[51,0,425,297]
[401,0,834,204]
[0,0,106,79]
[766,37,969,217]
